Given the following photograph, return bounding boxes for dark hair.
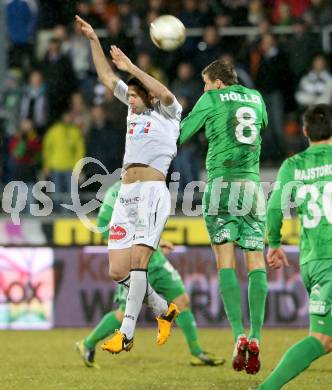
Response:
[202,60,238,85]
[127,77,149,97]
[303,104,332,142]
[127,76,152,107]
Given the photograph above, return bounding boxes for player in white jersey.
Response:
[75,16,182,354]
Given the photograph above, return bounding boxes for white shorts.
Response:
[108,181,171,250]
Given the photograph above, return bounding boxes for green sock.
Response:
[219,268,244,340]
[259,336,325,390]
[84,311,122,349]
[248,268,268,342]
[176,309,203,356]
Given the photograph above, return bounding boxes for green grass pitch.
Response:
[1,328,331,389]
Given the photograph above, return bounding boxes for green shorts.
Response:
[203,180,266,251]
[113,257,185,311]
[301,260,332,336]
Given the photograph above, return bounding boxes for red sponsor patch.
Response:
[144,121,151,133]
[109,225,127,240]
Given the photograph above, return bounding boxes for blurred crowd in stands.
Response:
[1,0,332,205]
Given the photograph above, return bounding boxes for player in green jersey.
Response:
[180,60,269,374]
[256,105,332,389]
[76,181,225,368]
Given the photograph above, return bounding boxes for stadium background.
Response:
[0,0,331,336]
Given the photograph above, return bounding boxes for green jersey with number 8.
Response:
[179,84,268,182]
[267,144,332,264]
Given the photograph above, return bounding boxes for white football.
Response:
[150,15,186,51]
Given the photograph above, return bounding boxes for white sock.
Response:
[118,273,130,289]
[117,273,168,318]
[120,269,147,339]
[145,284,168,317]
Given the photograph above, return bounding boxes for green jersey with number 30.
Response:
[180,84,268,182]
[267,144,332,264]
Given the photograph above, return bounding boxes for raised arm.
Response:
[75,15,119,91]
[110,45,174,106]
[180,93,212,144]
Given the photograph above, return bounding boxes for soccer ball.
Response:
[150,15,186,51]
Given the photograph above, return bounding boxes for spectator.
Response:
[179,0,210,55]
[85,105,123,178]
[171,62,202,107]
[220,53,254,88]
[295,54,332,108]
[172,142,201,192]
[252,33,290,160]
[283,112,307,156]
[92,81,108,106]
[41,37,77,124]
[272,0,311,24]
[91,0,118,25]
[5,0,38,71]
[8,119,41,212]
[194,26,224,71]
[286,18,322,83]
[19,70,49,134]
[67,21,95,97]
[68,92,92,136]
[304,0,332,26]
[43,112,85,208]
[134,9,161,59]
[146,0,167,14]
[75,1,104,29]
[53,24,71,56]
[136,52,168,85]
[103,88,127,131]
[38,0,76,28]
[101,14,136,61]
[247,0,266,26]
[246,17,272,48]
[171,89,203,190]
[273,1,293,25]
[117,0,141,37]
[1,69,23,135]
[198,0,215,26]
[223,0,249,26]
[172,95,203,191]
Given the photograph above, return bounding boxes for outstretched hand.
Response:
[110,45,134,73]
[159,239,174,256]
[75,15,97,41]
[267,247,289,270]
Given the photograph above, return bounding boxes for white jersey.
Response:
[114,80,182,176]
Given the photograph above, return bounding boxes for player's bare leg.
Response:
[244,251,267,375]
[101,248,133,353]
[107,248,132,284]
[103,245,177,353]
[126,245,178,346]
[213,242,248,371]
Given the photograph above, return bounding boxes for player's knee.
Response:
[131,257,141,269]
[173,293,190,311]
[324,340,332,353]
[115,309,124,322]
[109,268,127,282]
[247,260,266,272]
[245,251,265,271]
[131,256,150,269]
[311,332,332,353]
